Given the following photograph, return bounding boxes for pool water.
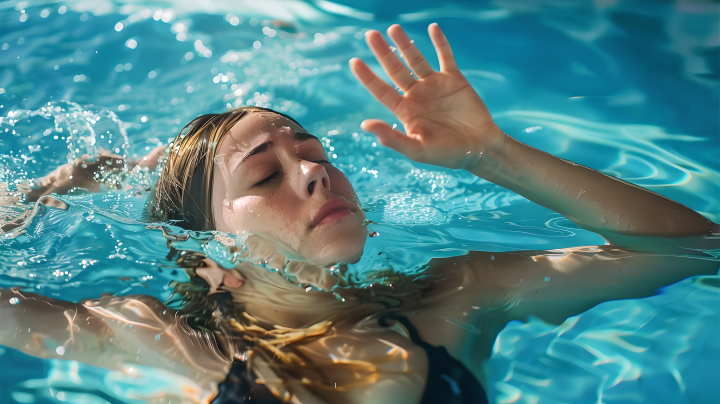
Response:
[1,0,719,403]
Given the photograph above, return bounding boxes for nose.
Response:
[299,161,330,198]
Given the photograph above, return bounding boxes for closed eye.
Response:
[254,160,328,187]
[255,171,280,187]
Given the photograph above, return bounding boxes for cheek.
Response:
[331,171,361,206]
[223,193,304,247]
[222,195,263,234]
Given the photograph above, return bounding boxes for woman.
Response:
[1,23,718,404]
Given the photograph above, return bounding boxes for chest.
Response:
[293,322,429,404]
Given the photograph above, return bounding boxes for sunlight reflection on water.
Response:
[0,0,718,403]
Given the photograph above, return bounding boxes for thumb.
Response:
[361,119,419,157]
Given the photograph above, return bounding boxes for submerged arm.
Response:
[453,248,719,325]
[0,289,228,399]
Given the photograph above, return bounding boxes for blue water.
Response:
[1,1,719,403]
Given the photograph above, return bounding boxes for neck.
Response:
[226,262,381,328]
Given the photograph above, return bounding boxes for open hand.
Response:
[350,23,505,171]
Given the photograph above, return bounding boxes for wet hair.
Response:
[150,107,355,398]
[149,106,304,231]
[152,107,399,398]
[167,245,408,398]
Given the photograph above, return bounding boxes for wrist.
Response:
[467,128,517,182]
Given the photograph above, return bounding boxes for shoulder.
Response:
[83,294,230,391]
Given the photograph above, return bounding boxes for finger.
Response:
[387,24,434,79]
[364,30,416,91]
[428,23,458,72]
[361,119,421,157]
[349,58,403,112]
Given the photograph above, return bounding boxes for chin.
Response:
[304,218,367,266]
[307,236,366,266]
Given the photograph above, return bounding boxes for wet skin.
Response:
[1,22,719,404]
[211,111,367,266]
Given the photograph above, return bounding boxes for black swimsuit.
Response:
[379,314,489,404]
[212,314,489,404]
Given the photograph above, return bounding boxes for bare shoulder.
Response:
[399,244,717,368]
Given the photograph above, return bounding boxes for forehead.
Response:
[219,112,304,152]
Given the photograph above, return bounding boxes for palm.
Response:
[350,24,500,170]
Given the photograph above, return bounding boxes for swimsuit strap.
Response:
[379,313,489,404]
[211,363,283,404]
[214,315,489,404]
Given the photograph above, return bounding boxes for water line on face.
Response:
[213,124,309,262]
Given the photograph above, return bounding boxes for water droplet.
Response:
[543,276,551,282]
[9,297,19,305]
[155,334,161,341]
[56,346,65,355]
[368,231,379,237]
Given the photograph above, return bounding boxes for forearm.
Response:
[0,289,228,380]
[0,288,105,362]
[0,289,227,400]
[24,145,167,203]
[471,132,718,239]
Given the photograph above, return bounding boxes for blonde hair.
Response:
[149,106,304,231]
[153,108,415,400]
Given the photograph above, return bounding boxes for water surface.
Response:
[1,1,719,403]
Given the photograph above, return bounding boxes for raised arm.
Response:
[471,135,718,242]
[350,24,718,249]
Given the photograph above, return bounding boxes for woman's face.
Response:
[212,112,367,266]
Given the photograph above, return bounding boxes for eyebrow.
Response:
[231,132,320,173]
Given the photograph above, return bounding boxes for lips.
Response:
[310,198,354,228]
